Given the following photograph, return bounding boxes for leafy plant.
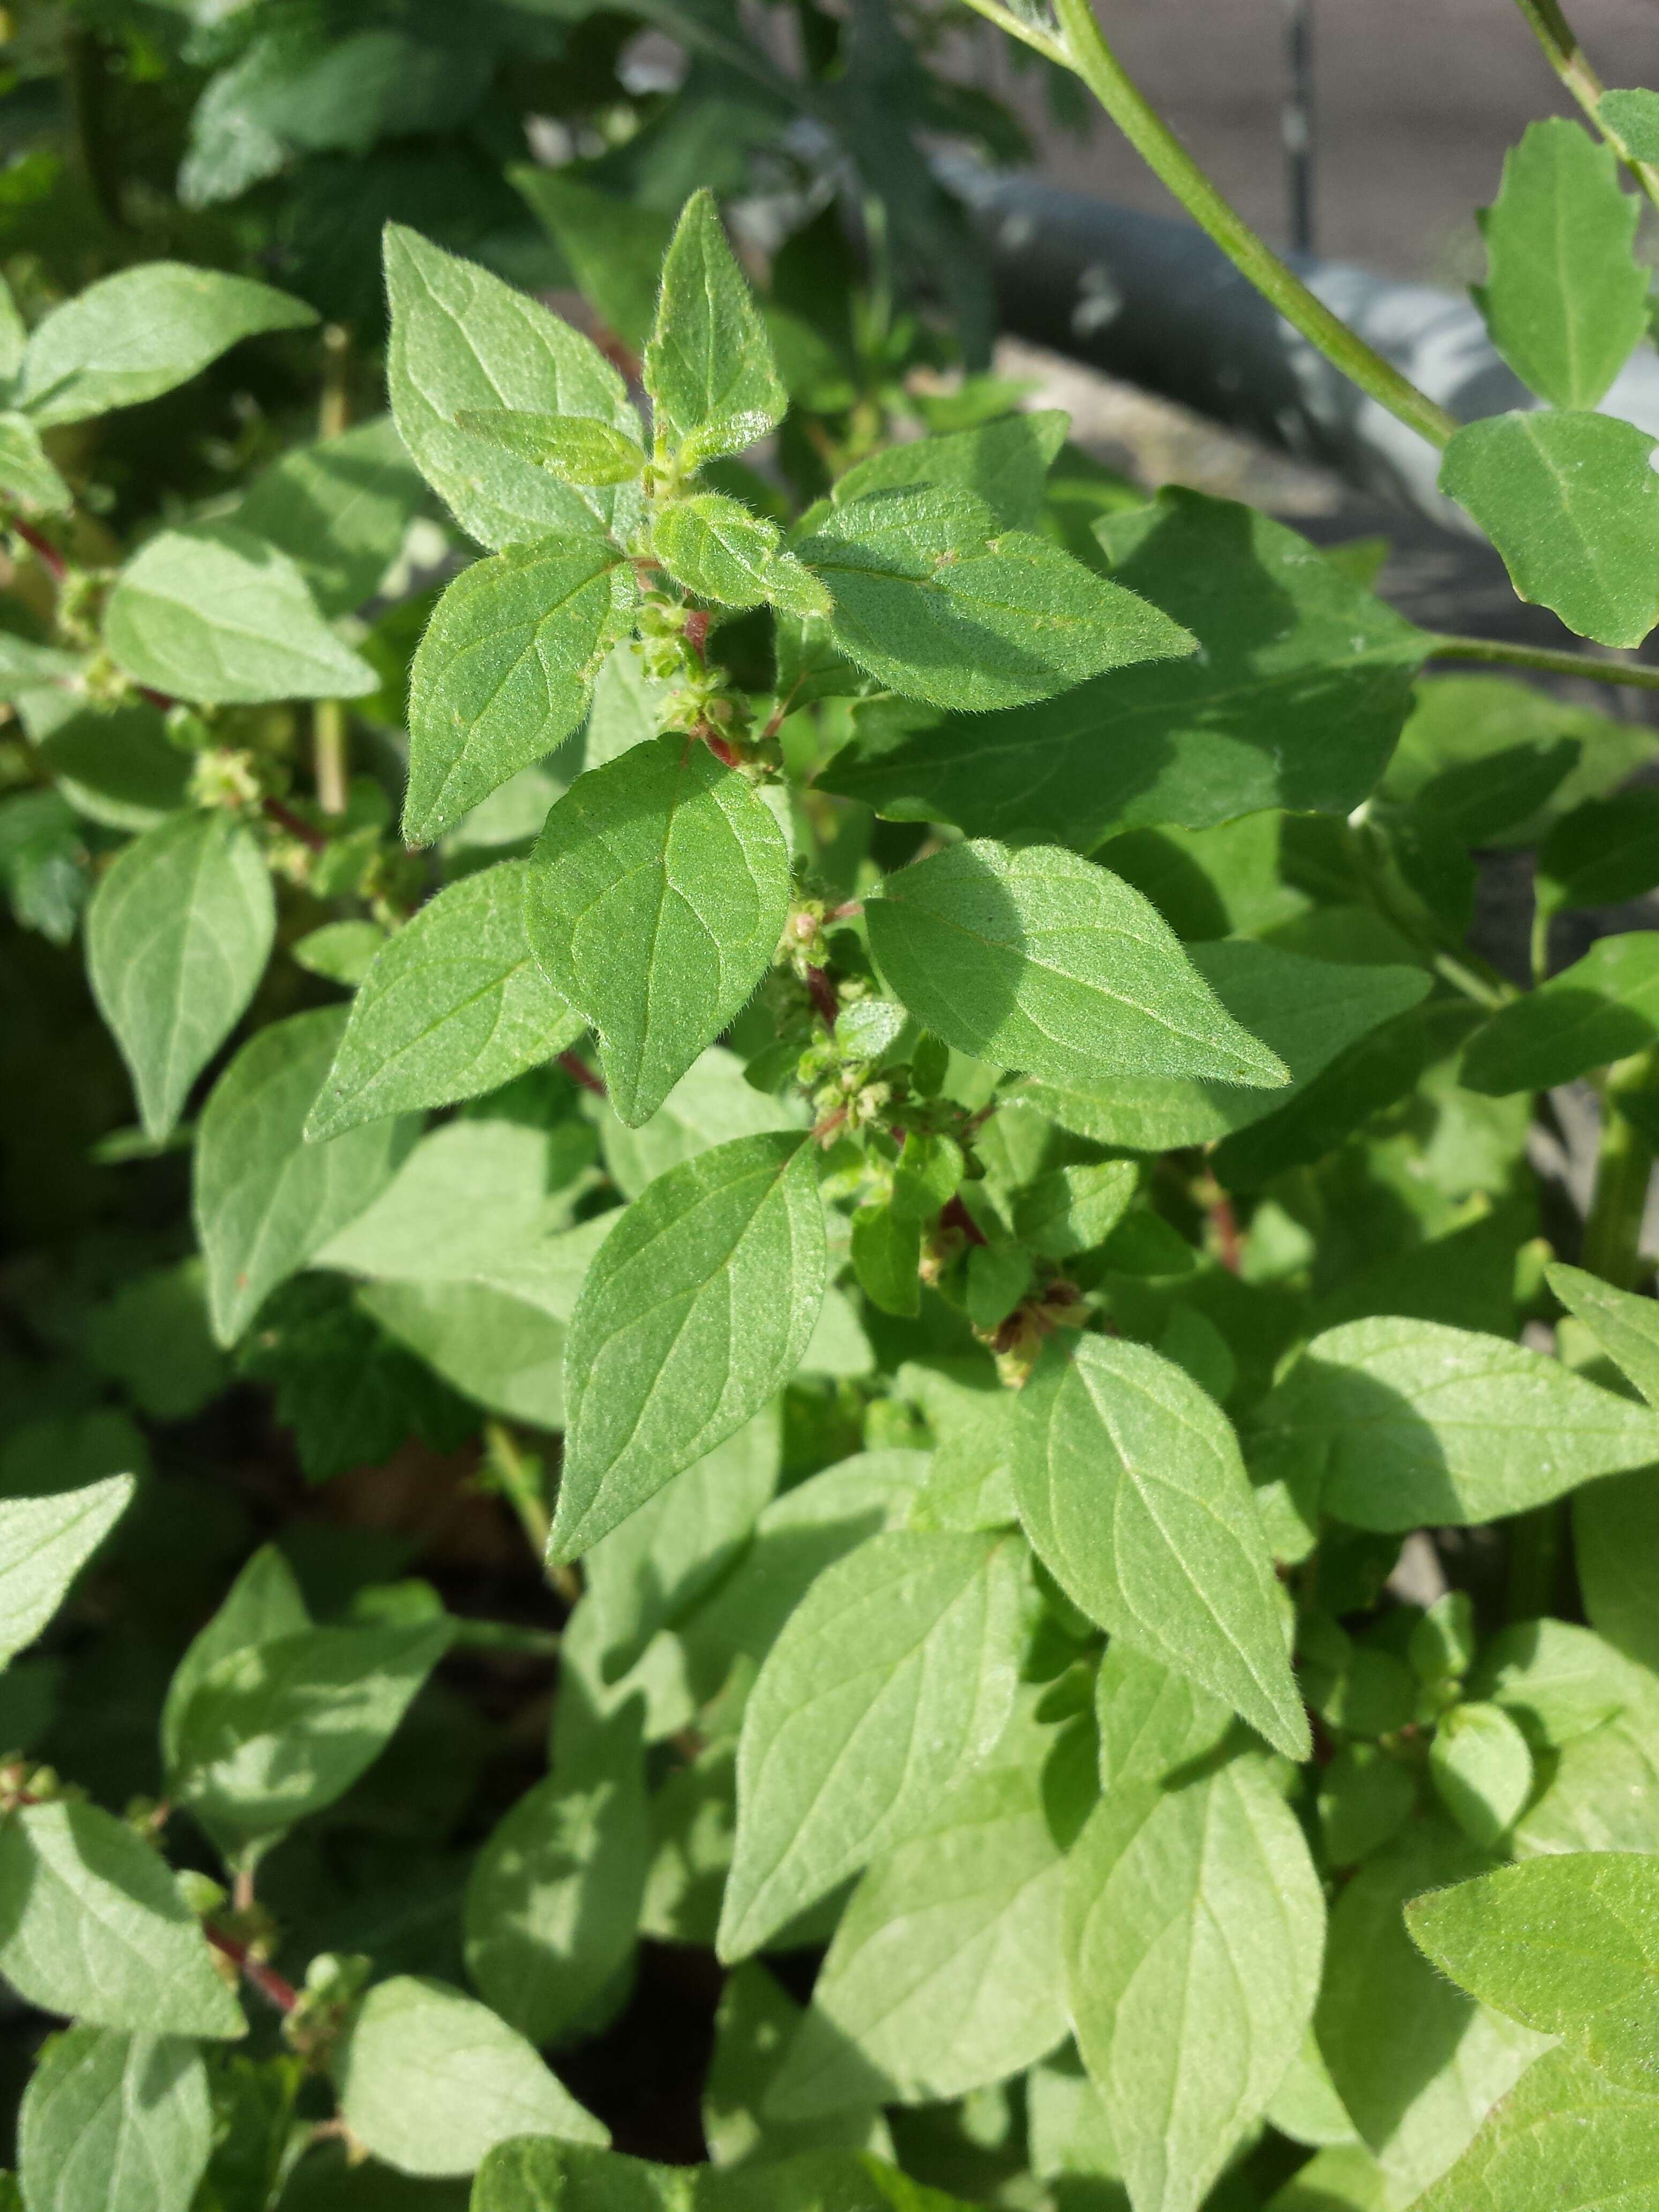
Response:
[13,0,1659,2208]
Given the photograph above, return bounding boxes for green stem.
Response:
[1511,0,1659,211]
[447,1618,562,1659]
[1426,631,1659,693]
[1582,1050,1658,1289]
[313,328,353,814]
[1530,895,1552,987]
[483,1420,551,1556]
[961,0,1460,451]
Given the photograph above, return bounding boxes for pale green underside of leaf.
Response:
[1064,1753,1325,2212]
[866,840,1288,1093]
[103,524,377,705]
[1475,117,1647,409]
[1017,940,1429,1152]
[1441,410,1659,650]
[307,861,584,1137]
[16,262,315,427]
[0,1800,245,2039]
[768,1762,1070,2114]
[18,2026,211,2212]
[554,1132,827,1560]
[403,535,636,844]
[797,485,1194,713]
[1413,2042,1659,2210]
[0,1475,134,1669]
[0,412,70,513]
[1012,1333,1307,1759]
[87,811,275,1141]
[719,1529,1027,1961]
[383,222,642,550]
[1252,1315,1659,1530]
[596,1044,805,1201]
[1550,1261,1659,1409]
[528,737,792,1127]
[820,489,1428,845]
[234,412,427,617]
[193,1006,418,1344]
[335,1975,608,2177]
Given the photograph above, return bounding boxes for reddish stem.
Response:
[206,1924,300,2014]
[261,796,327,854]
[1209,1192,1242,1275]
[941,1194,988,1247]
[804,966,839,1028]
[10,517,65,580]
[683,609,711,658]
[558,1050,607,1098]
[703,728,743,769]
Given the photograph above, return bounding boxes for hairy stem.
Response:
[1427,631,1659,692]
[1511,0,1659,210]
[1583,1051,1657,1289]
[206,1924,300,2014]
[959,0,1460,451]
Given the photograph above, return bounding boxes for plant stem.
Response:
[1426,632,1659,693]
[448,1618,562,1660]
[483,1420,551,1555]
[961,0,1460,452]
[1530,896,1552,987]
[1511,0,1659,210]
[1583,1051,1658,1289]
[205,1924,300,2014]
[312,325,354,813]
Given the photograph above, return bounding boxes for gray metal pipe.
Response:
[941,160,1659,525]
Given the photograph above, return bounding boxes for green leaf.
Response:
[1413,2043,1659,2212]
[1093,1643,1231,1792]
[1440,410,1659,648]
[645,190,786,470]
[1013,1161,1138,1260]
[651,495,829,616]
[1407,1852,1659,2091]
[0,1476,133,1669]
[796,487,1193,713]
[1012,1334,1307,1759]
[383,224,642,551]
[1316,1820,1551,2204]
[464,1706,647,2047]
[18,2027,211,2212]
[767,1762,1070,2115]
[160,1544,310,1778]
[865,841,1288,1092]
[1318,1743,1417,1869]
[102,525,377,706]
[1461,933,1659,1093]
[1537,789,1659,911]
[34,698,189,834]
[1469,1617,1643,1748]
[361,1280,569,1429]
[527,738,791,1126]
[1252,1316,1659,1530]
[0,1800,244,2039]
[705,1958,889,2169]
[850,1201,922,1318]
[473,2139,683,2212]
[334,1976,607,2177]
[1428,1702,1534,1849]
[454,408,647,488]
[167,1616,453,1847]
[718,1529,1026,1960]
[234,414,428,618]
[585,1404,780,1682]
[0,413,70,514]
[820,490,1427,846]
[305,864,582,1138]
[86,812,275,1142]
[16,264,314,428]
[552,1133,826,1560]
[831,412,1070,533]
[402,535,636,845]
[193,1007,417,1344]
[509,167,674,354]
[1018,940,1428,1153]
[596,1046,804,1201]
[1602,86,1659,160]
[1474,118,1648,407]
[1064,1753,1325,2212]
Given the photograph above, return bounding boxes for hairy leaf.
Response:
[1461,933,1659,1093]
[865,841,1287,1091]
[403,535,636,843]
[553,1133,826,1559]
[0,1476,134,1670]
[645,190,786,469]
[193,1007,417,1344]
[103,525,377,705]
[18,2028,210,2212]
[1065,1753,1324,2212]
[307,863,583,1137]
[652,494,828,616]
[719,1529,1026,1960]
[455,407,647,487]
[234,413,427,617]
[831,411,1070,532]
[1441,410,1659,648]
[1413,2043,1659,2212]
[0,1801,244,2039]
[1475,118,1647,408]
[0,413,70,514]
[1012,1334,1307,1758]
[86,812,275,1141]
[527,738,791,1126]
